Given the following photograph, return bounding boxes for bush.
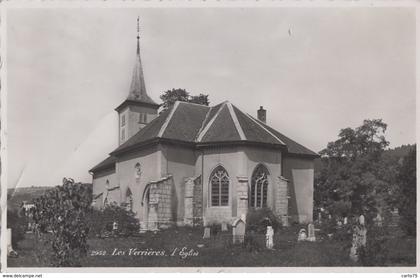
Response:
[7,209,28,249]
[86,203,139,237]
[246,208,281,234]
[243,208,280,251]
[32,178,92,267]
[358,225,389,266]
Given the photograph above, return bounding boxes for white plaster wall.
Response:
[283,157,314,223]
[92,169,117,209]
[196,146,247,224]
[116,146,160,220]
[161,144,196,224]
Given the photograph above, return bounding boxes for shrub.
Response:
[32,178,92,267]
[7,209,28,249]
[243,208,280,251]
[358,225,389,266]
[86,203,139,237]
[246,208,281,234]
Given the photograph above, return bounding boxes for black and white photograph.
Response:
[2,3,417,272]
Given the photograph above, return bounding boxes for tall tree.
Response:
[160,88,209,111]
[315,119,391,220]
[398,146,416,236]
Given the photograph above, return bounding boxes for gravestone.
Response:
[349,242,358,262]
[232,218,246,244]
[297,228,307,241]
[359,214,365,226]
[359,226,367,247]
[318,212,322,224]
[203,227,211,239]
[344,217,348,225]
[266,226,274,249]
[374,213,383,227]
[7,228,17,257]
[349,224,368,261]
[307,223,316,242]
[221,222,228,232]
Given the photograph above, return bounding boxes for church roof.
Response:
[109,101,318,158]
[89,155,116,173]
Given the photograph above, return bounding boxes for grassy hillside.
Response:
[7,183,92,212]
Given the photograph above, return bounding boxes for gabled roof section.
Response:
[232,105,284,145]
[162,102,210,142]
[89,156,117,173]
[200,103,242,142]
[108,100,318,158]
[258,118,319,157]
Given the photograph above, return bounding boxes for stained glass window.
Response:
[250,165,269,208]
[210,166,229,206]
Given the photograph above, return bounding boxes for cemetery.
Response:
[7,209,416,267]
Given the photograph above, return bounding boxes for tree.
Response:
[315,119,391,220]
[160,88,209,111]
[190,93,210,106]
[398,146,416,236]
[32,178,92,266]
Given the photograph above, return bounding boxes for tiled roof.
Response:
[89,156,117,173]
[108,101,318,158]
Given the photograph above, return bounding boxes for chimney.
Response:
[257,106,266,123]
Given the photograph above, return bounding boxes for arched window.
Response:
[126,187,133,211]
[134,163,142,179]
[250,164,269,208]
[210,166,229,206]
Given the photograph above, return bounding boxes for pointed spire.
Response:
[136,16,140,55]
[127,17,157,105]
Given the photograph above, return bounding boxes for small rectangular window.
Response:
[121,115,126,127]
[121,128,125,141]
[139,113,147,124]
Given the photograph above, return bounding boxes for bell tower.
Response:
[115,17,159,145]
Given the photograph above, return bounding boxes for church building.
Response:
[89,20,318,231]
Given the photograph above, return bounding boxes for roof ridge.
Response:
[227,102,246,141]
[196,102,227,142]
[177,101,210,108]
[195,106,214,141]
[158,101,180,137]
[244,112,286,145]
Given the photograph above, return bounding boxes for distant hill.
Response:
[384,144,416,159]
[7,183,93,212]
[7,186,52,212]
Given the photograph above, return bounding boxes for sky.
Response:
[6,7,416,188]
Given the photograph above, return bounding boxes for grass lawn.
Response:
[8,226,416,267]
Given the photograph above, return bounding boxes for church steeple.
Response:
[115,17,159,146]
[126,17,157,105]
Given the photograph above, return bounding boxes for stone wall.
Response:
[236,176,249,220]
[184,175,203,227]
[192,176,203,226]
[274,176,289,226]
[183,177,194,226]
[147,175,174,230]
